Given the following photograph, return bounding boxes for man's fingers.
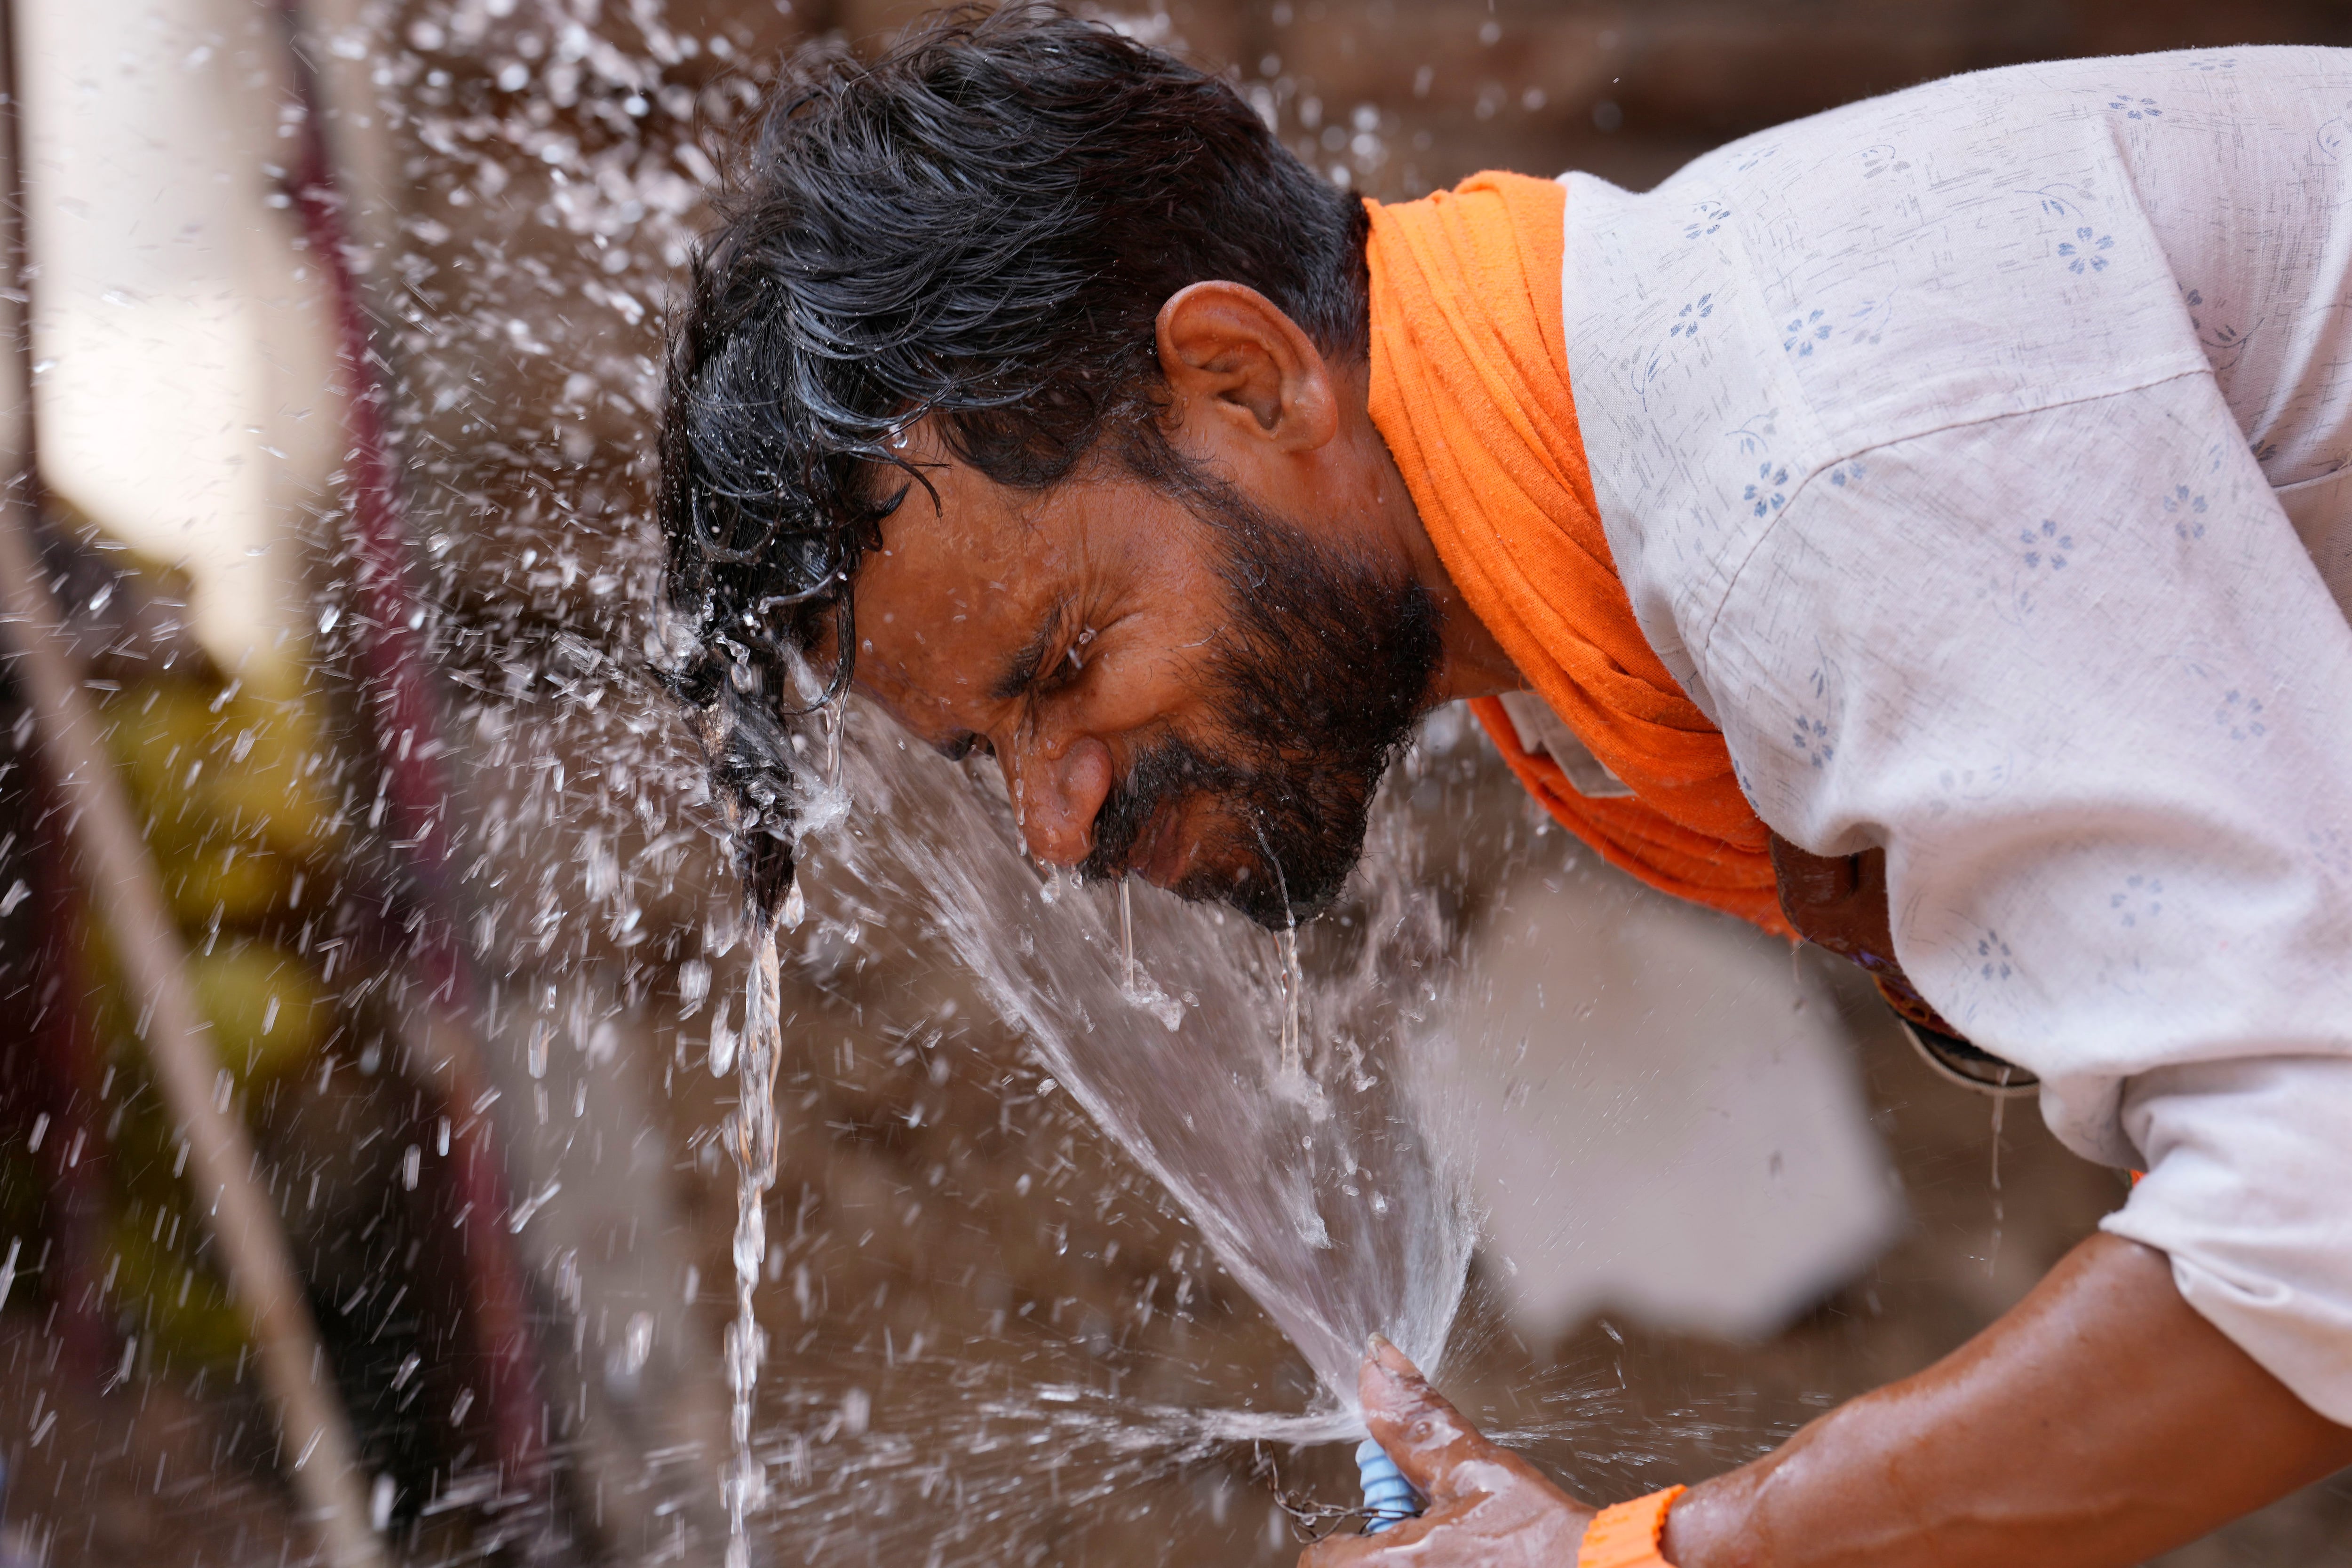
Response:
[1359,1336,1496,1504]
[1296,1504,1456,1567]
[1296,1529,1381,1568]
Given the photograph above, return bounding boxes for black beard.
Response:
[1078,475,1442,929]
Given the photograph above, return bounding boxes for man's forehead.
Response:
[869,441,1085,590]
[848,447,1092,717]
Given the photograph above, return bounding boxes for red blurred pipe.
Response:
[27,794,112,1380]
[275,6,549,1492]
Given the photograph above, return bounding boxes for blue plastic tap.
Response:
[1355,1436,1423,1534]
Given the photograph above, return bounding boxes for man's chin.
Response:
[1217,878,1326,932]
[1080,776,1380,929]
[1169,840,1358,931]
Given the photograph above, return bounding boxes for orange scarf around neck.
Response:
[1362,172,1789,937]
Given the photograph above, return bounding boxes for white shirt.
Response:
[1558,47,2352,1423]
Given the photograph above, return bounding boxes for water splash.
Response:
[785,704,1479,1433]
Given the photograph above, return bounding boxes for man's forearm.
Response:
[1656,1235,2352,1568]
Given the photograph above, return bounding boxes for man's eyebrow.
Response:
[988,597,1069,704]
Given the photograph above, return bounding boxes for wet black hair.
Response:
[657,2,1370,915]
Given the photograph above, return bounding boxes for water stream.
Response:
[704,693,1481,1552]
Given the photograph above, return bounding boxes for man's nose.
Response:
[1008,733,1113,867]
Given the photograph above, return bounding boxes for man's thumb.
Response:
[1359,1335,1492,1503]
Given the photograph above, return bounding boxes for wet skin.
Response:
[836,284,2352,1562]
[842,281,1521,895]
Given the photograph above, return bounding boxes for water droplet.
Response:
[708,1000,737,1077]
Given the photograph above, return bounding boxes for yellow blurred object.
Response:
[187,939,329,1082]
[107,1210,246,1370]
[84,933,329,1088]
[204,688,339,860]
[101,677,340,925]
[154,838,295,929]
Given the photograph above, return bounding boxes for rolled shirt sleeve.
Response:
[2106,1057,2352,1425]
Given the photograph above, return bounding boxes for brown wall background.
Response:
[814,1,2352,200]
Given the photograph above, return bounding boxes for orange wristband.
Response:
[1579,1486,1687,1568]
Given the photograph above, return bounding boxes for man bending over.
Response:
[660,8,2352,1563]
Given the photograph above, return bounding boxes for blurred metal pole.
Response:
[0,13,387,1566]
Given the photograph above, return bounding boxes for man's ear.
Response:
[1154,281,1340,452]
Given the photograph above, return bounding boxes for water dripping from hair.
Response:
[723,894,784,1568]
[824,692,845,796]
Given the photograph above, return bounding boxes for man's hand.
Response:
[1303,1238,2352,1567]
[1298,1338,1595,1566]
